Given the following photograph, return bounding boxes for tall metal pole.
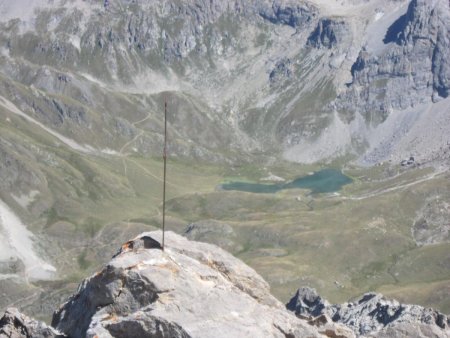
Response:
[162,98,167,251]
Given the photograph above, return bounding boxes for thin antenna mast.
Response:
[162,98,167,251]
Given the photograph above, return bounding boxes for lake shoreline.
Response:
[220,168,353,194]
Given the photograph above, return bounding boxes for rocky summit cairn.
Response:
[287,287,450,338]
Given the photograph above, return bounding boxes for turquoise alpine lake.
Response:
[221,169,353,194]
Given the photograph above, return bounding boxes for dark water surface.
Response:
[221,169,353,194]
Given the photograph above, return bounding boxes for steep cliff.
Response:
[337,0,450,117]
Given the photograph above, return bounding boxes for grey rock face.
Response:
[258,1,317,28]
[287,288,450,338]
[0,308,64,338]
[102,315,191,338]
[2,0,316,81]
[337,0,450,123]
[52,231,329,338]
[307,18,349,49]
[286,287,331,318]
[0,0,448,168]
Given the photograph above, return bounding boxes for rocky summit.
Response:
[1,232,449,338]
[1,232,352,338]
[0,0,450,336]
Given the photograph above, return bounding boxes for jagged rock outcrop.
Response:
[258,1,317,28]
[307,18,349,49]
[287,287,332,318]
[0,308,64,338]
[337,0,450,123]
[287,287,450,338]
[2,0,318,82]
[51,231,350,338]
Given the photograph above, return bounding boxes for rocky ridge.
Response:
[2,0,448,166]
[3,231,350,338]
[0,0,449,167]
[284,0,450,165]
[337,0,450,116]
[331,0,450,165]
[1,232,449,338]
[287,287,450,338]
[0,307,63,338]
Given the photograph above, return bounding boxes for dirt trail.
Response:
[345,169,446,201]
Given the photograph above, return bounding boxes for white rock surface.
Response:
[52,231,349,338]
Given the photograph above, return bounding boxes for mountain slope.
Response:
[0,0,449,322]
[1,232,448,337]
[0,0,448,164]
[51,232,336,338]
